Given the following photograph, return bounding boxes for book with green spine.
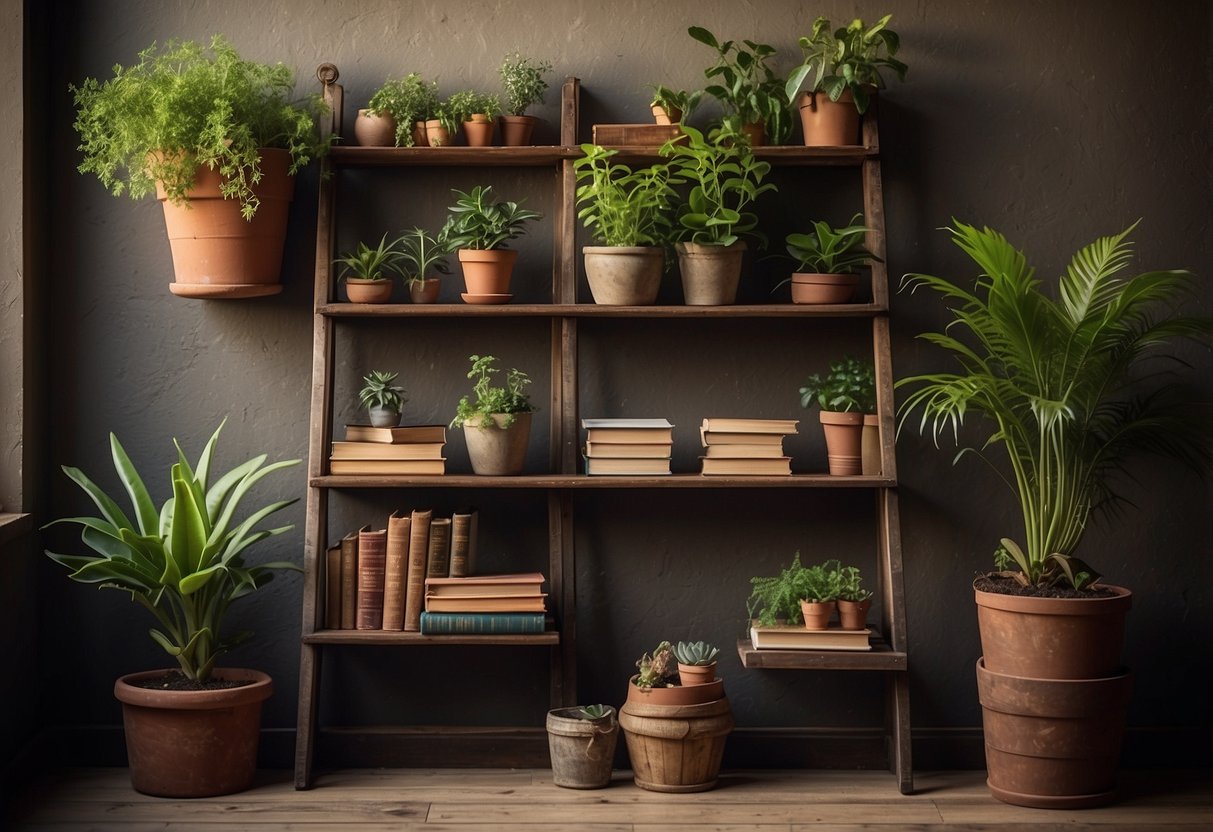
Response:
[419,612,547,635]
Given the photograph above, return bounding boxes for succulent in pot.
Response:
[359,370,407,428]
[447,89,502,147]
[396,227,451,303]
[440,185,542,301]
[688,26,792,145]
[362,73,439,147]
[647,84,702,125]
[774,214,880,304]
[800,356,876,475]
[673,640,720,685]
[498,52,553,146]
[450,354,537,475]
[546,703,619,789]
[334,232,402,303]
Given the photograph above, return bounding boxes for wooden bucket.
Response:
[619,696,733,793]
[545,707,618,789]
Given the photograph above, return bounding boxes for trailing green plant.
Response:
[450,354,536,430]
[440,185,542,251]
[43,420,300,682]
[500,52,553,116]
[634,640,678,688]
[366,73,439,146]
[838,565,873,602]
[748,552,810,626]
[359,370,406,412]
[648,85,703,122]
[688,26,793,144]
[396,227,451,286]
[784,214,880,274]
[897,221,1212,590]
[576,704,612,720]
[333,233,402,282]
[785,14,908,114]
[447,89,502,124]
[574,144,680,247]
[70,35,328,219]
[799,356,877,413]
[660,124,776,247]
[672,640,720,666]
[800,559,843,603]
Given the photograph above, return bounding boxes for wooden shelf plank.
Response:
[600,144,877,167]
[328,146,571,167]
[319,302,887,318]
[305,629,560,646]
[736,638,907,671]
[311,473,898,489]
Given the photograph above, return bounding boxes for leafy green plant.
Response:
[748,552,810,626]
[688,26,793,144]
[800,356,876,413]
[648,85,703,122]
[451,354,536,430]
[396,227,451,286]
[672,640,720,666]
[366,73,439,146]
[660,125,776,247]
[576,704,613,720]
[500,53,553,116]
[574,144,680,247]
[71,35,328,219]
[897,221,1212,589]
[785,214,879,274]
[43,420,300,681]
[333,233,402,282]
[359,370,406,412]
[447,89,502,124]
[800,559,843,603]
[634,640,678,688]
[785,15,908,114]
[426,100,460,143]
[440,186,542,251]
[838,565,873,602]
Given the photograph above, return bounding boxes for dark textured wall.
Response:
[33,0,1212,763]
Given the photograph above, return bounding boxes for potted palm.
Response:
[545,704,619,789]
[499,53,553,146]
[784,15,908,146]
[574,144,680,305]
[359,370,406,428]
[647,85,702,125]
[688,26,792,145]
[774,214,880,304]
[660,125,776,305]
[897,221,1212,808]
[799,356,876,475]
[440,186,542,302]
[43,421,299,797]
[358,73,439,147]
[450,354,536,475]
[334,233,401,303]
[448,90,502,147]
[396,227,450,303]
[70,35,328,298]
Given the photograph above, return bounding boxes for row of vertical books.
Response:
[579,418,800,475]
[329,424,447,475]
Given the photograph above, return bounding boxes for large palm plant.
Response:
[897,221,1211,588]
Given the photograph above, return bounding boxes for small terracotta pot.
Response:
[583,246,663,305]
[676,241,746,305]
[819,410,865,475]
[463,412,532,475]
[861,414,881,475]
[837,598,872,630]
[412,121,428,147]
[625,675,724,706]
[790,272,859,304]
[798,90,861,147]
[344,278,393,304]
[458,249,518,296]
[651,104,681,125]
[463,116,495,147]
[740,121,765,147]
[499,114,538,146]
[409,277,441,304]
[425,120,452,147]
[677,662,717,686]
[353,109,397,147]
[800,599,836,630]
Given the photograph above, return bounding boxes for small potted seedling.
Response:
[545,703,619,789]
[799,559,842,629]
[774,214,880,304]
[673,640,720,685]
[448,89,502,147]
[499,52,553,146]
[359,370,406,428]
[647,84,702,125]
[450,354,536,475]
[334,233,401,303]
[837,565,873,630]
[396,227,450,303]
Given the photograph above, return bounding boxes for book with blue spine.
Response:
[419,612,547,635]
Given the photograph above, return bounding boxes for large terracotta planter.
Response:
[463,116,495,147]
[499,115,538,146]
[675,241,745,305]
[458,249,519,296]
[819,410,865,475]
[157,148,294,299]
[114,668,272,798]
[344,278,393,303]
[798,90,861,147]
[463,412,532,475]
[353,109,396,147]
[619,686,733,793]
[626,676,724,707]
[546,706,619,789]
[790,272,859,304]
[583,246,663,305]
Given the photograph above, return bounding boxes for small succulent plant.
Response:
[634,640,678,688]
[577,704,612,720]
[358,370,406,411]
[673,640,720,666]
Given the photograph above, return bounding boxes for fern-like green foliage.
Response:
[499,53,552,116]
[44,420,300,681]
[367,73,439,146]
[450,355,536,430]
[897,221,1212,588]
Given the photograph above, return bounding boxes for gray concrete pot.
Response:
[583,246,663,305]
[675,241,746,305]
[368,406,401,428]
[463,412,532,475]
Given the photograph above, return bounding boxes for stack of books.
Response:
[421,573,548,634]
[749,620,873,651]
[329,424,447,475]
[699,418,798,475]
[581,418,674,475]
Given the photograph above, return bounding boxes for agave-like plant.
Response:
[44,421,301,681]
[897,221,1211,589]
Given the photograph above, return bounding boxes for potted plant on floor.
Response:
[837,565,873,629]
[450,354,536,475]
[440,186,542,302]
[773,214,879,304]
[896,220,1212,808]
[499,52,553,146]
[360,370,406,428]
[673,640,720,685]
[396,227,450,303]
[660,125,776,305]
[334,233,401,303]
[43,420,299,797]
[574,144,680,305]
[688,26,792,145]
[448,90,502,147]
[70,35,329,298]
[784,14,908,146]
[545,704,619,789]
[648,85,702,125]
[799,356,876,475]
[358,73,439,147]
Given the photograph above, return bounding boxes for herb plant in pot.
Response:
[396,227,450,303]
[499,52,552,146]
[897,221,1212,808]
[673,640,720,685]
[545,704,619,789]
[774,214,879,304]
[360,370,406,428]
[574,144,680,305]
[799,356,876,475]
[798,559,842,629]
[441,186,542,303]
[425,99,460,147]
[648,85,702,125]
[785,15,907,147]
[448,90,502,147]
[688,26,793,146]
[660,125,775,305]
[70,36,328,298]
[837,565,874,630]
[451,354,536,476]
[44,421,300,797]
[334,233,401,303]
[358,74,439,147]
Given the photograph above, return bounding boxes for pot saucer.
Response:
[461,292,513,305]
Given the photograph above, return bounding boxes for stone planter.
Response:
[583,246,663,305]
[463,412,532,475]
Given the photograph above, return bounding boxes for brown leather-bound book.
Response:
[382,511,411,631]
[355,528,388,630]
[448,509,476,578]
[402,509,432,632]
[325,542,342,629]
[338,528,363,630]
[426,517,452,579]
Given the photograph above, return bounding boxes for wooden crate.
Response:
[591,123,683,146]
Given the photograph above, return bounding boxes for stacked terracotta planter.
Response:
[619,675,733,793]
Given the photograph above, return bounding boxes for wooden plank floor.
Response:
[7,768,1212,830]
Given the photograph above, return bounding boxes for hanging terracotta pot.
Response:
[800,599,836,629]
[790,272,859,304]
[798,90,861,147]
[651,104,681,125]
[463,115,495,147]
[353,109,396,147]
[583,246,663,305]
[425,119,452,147]
[343,278,393,303]
[157,147,294,299]
[819,410,864,474]
[861,414,881,475]
[499,115,538,146]
[675,241,745,305]
[463,412,532,475]
[837,598,872,630]
[408,278,441,304]
[458,249,518,296]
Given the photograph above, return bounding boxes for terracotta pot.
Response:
[977,658,1132,809]
[412,121,428,147]
[408,277,441,304]
[837,598,872,630]
[819,410,865,475]
[626,675,724,707]
[499,114,538,146]
[546,706,619,789]
[353,109,397,147]
[800,599,836,629]
[157,148,294,299]
[343,278,393,303]
[114,668,272,798]
[368,406,401,428]
[425,119,452,147]
[458,249,518,296]
[740,121,765,147]
[583,246,663,305]
[677,662,717,686]
[975,583,1132,680]
[675,241,745,305]
[861,414,881,476]
[798,90,861,147]
[463,116,495,147]
[619,691,733,793]
[790,272,859,304]
[651,104,681,125]
[463,412,532,475]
